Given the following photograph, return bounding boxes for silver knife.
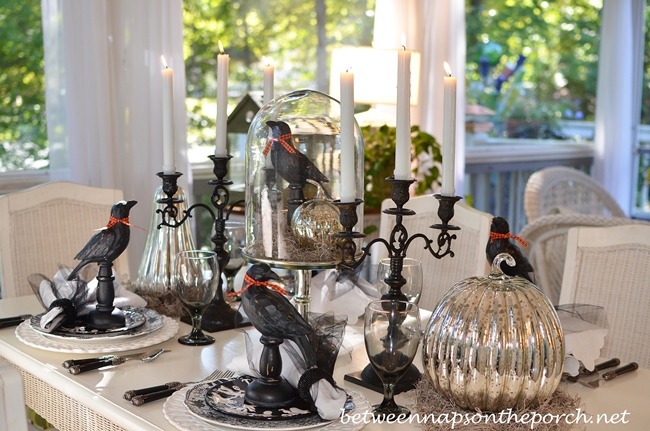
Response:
[581,362,638,389]
[0,314,32,328]
[62,351,149,369]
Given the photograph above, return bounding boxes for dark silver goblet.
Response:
[364,300,421,420]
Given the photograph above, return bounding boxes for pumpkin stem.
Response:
[491,253,515,275]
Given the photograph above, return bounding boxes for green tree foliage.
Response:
[362,125,441,210]
[0,1,47,171]
[466,0,601,124]
[183,0,375,147]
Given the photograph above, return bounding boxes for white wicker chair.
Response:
[524,166,625,223]
[372,195,492,311]
[0,182,129,298]
[559,224,650,368]
[519,214,649,305]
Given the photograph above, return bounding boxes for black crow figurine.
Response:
[237,263,317,368]
[486,216,535,282]
[264,120,330,189]
[67,200,137,281]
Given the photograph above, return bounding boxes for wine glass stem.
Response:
[226,276,235,295]
[190,315,203,336]
[380,382,399,409]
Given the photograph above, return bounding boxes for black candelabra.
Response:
[157,155,249,332]
[333,176,461,394]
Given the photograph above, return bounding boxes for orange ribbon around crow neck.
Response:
[227,274,288,297]
[489,231,528,247]
[96,216,146,232]
[263,134,296,156]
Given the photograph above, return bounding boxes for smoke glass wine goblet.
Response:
[174,250,220,345]
[223,221,246,301]
[364,300,421,420]
[375,258,423,304]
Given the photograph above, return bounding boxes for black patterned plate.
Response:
[30,307,163,342]
[204,376,315,421]
[185,377,355,431]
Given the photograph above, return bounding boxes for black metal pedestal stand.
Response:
[244,335,302,408]
[86,261,126,329]
[333,177,461,394]
[157,155,250,332]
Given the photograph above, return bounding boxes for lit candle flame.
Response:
[161,55,169,69]
[401,32,407,50]
[444,61,452,77]
[218,40,225,55]
[346,67,352,73]
[262,56,272,67]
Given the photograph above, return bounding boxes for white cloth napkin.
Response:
[310,269,377,325]
[227,328,347,420]
[559,313,608,375]
[38,268,147,332]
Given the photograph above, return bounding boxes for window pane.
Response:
[632,4,650,218]
[465,1,601,141]
[0,1,47,171]
[183,0,375,164]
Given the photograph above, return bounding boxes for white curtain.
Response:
[373,0,466,196]
[419,0,466,197]
[42,0,190,276]
[593,0,645,216]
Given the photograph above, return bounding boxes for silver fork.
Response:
[125,369,235,405]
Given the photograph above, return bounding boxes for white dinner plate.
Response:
[164,385,370,431]
[15,316,178,353]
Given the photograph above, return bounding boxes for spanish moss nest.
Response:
[246,208,341,263]
[410,379,582,431]
[123,278,188,318]
[132,288,188,318]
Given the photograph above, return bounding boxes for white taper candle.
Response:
[161,55,175,175]
[340,69,355,203]
[263,57,274,104]
[215,40,229,157]
[394,40,411,181]
[442,61,457,196]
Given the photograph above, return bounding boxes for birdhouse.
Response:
[243,90,364,267]
[227,92,264,158]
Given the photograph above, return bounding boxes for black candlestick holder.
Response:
[333,176,461,394]
[157,155,250,332]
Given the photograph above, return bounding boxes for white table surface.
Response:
[1,295,649,431]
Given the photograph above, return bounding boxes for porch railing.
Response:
[465,138,595,234]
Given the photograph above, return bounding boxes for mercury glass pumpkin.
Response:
[243,90,364,267]
[422,253,564,412]
[291,180,344,250]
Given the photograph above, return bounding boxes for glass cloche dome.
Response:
[242,89,364,269]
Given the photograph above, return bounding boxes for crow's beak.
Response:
[125,200,137,209]
[266,121,277,128]
[265,270,280,281]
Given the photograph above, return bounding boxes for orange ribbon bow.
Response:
[489,231,528,247]
[227,273,288,297]
[262,134,296,156]
[97,216,146,232]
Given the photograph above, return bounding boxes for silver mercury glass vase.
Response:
[136,185,196,292]
[422,253,564,412]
